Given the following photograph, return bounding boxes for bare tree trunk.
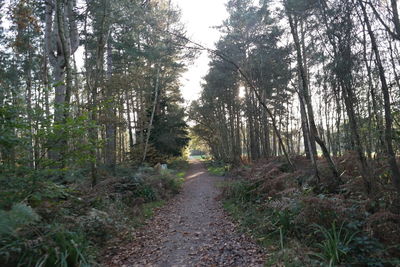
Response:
[126,90,135,149]
[360,0,400,191]
[25,33,34,168]
[142,65,160,163]
[287,10,339,179]
[363,30,385,157]
[105,33,116,173]
[46,0,79,166]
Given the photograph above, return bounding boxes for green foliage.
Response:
[141,201,165,219]
[221,158,400,266]
[284,0,320,13]
[168,157,190,171]
[32,227,92,267]
[271,209,297,237]
[206,161,230,176]
[41,114,99,168]
[223,190,312,266]
[347,235,389,266]
[208,166,227,176]
[0,203,40,238]
[311,222,358,265]
[151,105,190,158]
[223,179,258,203]
[0,204,92,267]
[0,161,188,266]
[0,104,27,151]
[136,183,157,202]
[0,170,72,210]
[0,103,31,167]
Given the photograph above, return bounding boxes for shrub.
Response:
[295,196,345,228]
[271,209,298,236]
[79,208,115,245]
[206,161,230,176]
[33,226,92,267]
[0,203,41,263]
[1,216,92,267]
[135,183,157,202]
[347,234,389,266]
[168,157,190,171]
[366,211,400,246]
[0,203,40,238]
[222,179,259,203]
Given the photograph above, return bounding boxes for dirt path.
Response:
[108,160,265,266]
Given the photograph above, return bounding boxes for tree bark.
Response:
[286,10,339,179]
[105,33,116,173]
[360,0,400,191]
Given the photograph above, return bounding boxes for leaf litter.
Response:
[104,161,265,266]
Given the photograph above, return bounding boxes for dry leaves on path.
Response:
[103,161,265,266]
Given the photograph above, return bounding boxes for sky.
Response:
[171,0,229,104]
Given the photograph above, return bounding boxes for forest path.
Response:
[107,160,265,266]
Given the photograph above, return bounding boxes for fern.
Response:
[0,203,40,237]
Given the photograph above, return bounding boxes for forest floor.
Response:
[105,160,265,266]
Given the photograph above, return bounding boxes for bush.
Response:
[206,161,230,176]
[366,211,400,246]
[222,179,259,203]
[168,157,190,171]
[295,196,345,228]
[0,159,188,266]
[33,226,92,267]
[0,208,92,267]
[0,203,40,238]
[79,208,115,245]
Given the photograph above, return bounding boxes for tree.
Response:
[45,0,79,165]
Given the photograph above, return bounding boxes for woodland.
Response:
[0,0,400,266]
[190,0,400,265]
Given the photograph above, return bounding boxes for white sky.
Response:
[172,0,228,104]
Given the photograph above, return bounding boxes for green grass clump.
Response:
[206,161,230,176]
[208,166,226,176]
[142,201,165,219]
[312,222,358,266]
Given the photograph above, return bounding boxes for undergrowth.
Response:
[0,157,188,266]
[220,156,400,266]
[206,160,231,176]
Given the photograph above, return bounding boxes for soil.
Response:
[106,160,265,266]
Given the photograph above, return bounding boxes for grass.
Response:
[223,199,318,266]
[205,160,230,176]
[142,200,165,220]
[221,179,318,266]
[208,166,227,176]
[189,155,205,160]
[176,171,185,178]
[311,222,358,265]
[220,174,398,266]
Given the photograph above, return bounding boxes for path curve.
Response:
[108,160,265,266]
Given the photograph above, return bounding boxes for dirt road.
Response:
[108,161,265,266]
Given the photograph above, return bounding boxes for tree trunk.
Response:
[360,0,400,191]
[287,11,339,179]
[105,34,116,173]
[46,0,79,166]
[142,65,161,163]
